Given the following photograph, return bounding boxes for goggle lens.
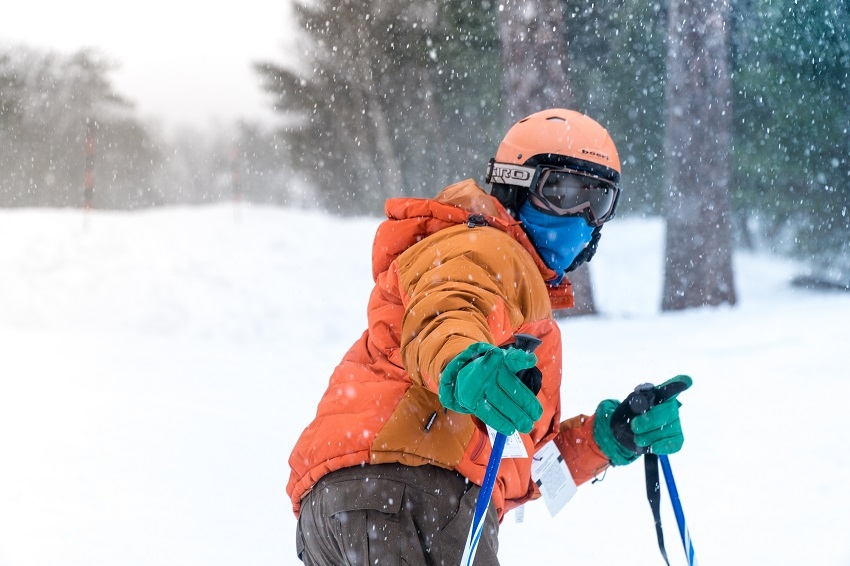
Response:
[531,169,619,225]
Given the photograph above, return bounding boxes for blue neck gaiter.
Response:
[518,202,595,285]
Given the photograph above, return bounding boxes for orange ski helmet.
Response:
[495,108,620,173]
[488,109,621,216]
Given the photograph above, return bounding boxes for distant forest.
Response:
[0,47,289,210]
[2,0,848,280]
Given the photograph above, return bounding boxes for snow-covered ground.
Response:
[1,203,848,565]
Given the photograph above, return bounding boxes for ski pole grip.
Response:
[626,383,657,416]
[508,333,543,395]
[612,378,690,455]
[513,333,542,354]
[654,379,689,404]
[627,379,689,415]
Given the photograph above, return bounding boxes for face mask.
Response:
[518,201,595,284]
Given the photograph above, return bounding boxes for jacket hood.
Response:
[377,179,550,277]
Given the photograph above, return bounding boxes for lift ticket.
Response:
[530,440,577,516]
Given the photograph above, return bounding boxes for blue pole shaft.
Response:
[460,432,506,566]
[659,455,698,566]
[459,333,541,565]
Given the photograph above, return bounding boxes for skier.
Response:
[288,108,692,565]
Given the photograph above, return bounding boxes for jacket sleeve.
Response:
[399,251,520,392]
[552,414,612,485]
[394,225,547,393]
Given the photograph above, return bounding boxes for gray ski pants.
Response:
[295,463,500,565]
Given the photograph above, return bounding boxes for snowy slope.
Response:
[1,203,848,565]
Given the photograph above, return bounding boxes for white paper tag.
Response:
[514,504,525,523]
[486,426,528,458]
[530,441,577,517]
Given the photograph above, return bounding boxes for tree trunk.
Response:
[661,0,737,311]
[497,0,596,315]
[498,0,573,122]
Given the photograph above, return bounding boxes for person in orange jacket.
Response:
[289,108,691,565]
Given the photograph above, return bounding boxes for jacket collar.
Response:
[382,179,575,309]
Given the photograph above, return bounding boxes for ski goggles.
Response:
[487,161,620,227]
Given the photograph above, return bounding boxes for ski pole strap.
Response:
[645,454,670,566]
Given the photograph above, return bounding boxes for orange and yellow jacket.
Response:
[287,179,611,519]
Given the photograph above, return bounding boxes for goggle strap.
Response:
[486,161,536,188]
[565,225,603,273]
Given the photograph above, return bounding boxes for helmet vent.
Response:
[546,116,566,122]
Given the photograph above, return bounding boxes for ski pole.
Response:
[660,455,698,566]
[460,429,506,566]
[460,334,542,566]
[619,379,690,566]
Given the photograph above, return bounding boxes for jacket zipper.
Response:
[469,428,487,461]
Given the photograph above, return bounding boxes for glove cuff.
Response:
[593,399,640,467]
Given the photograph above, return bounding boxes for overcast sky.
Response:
[2,1,296,133]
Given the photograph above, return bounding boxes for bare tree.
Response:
[497,0,596,315]
[662,0,737,310]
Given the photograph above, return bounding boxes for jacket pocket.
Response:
[322,478,405,517]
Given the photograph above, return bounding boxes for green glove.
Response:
[439,342,544,435]
[593,375,693,466]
